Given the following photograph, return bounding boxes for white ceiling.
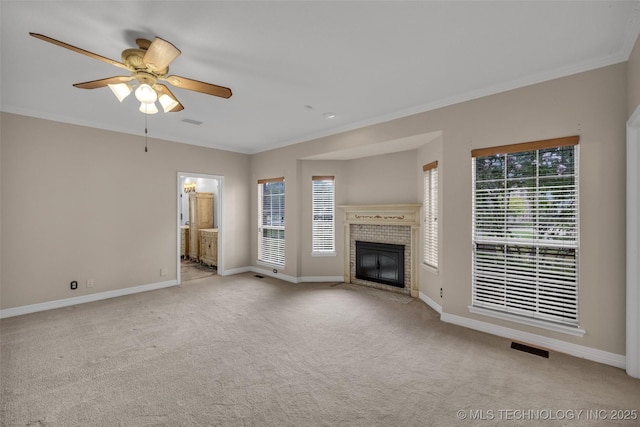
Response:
[2,1,640,155]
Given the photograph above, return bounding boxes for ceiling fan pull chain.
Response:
[144,106,148,152]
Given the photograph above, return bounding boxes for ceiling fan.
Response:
[29,32,232,114]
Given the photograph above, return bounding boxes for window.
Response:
[312,176,335,254]
[423,162,438,268]
[472,136,579,327]
[258,177,285,266]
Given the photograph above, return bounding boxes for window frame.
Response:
[422,161,438,269]
[471,136,581,332]
[257,177,285,267]
[311,176,336,256]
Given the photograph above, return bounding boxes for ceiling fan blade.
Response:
[73,76,134,89]
[165,75,232,99]
[154,84,184,112]
[143,37,181,73]
[29,33,129,70]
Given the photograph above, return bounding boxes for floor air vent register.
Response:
[511,341,550,358]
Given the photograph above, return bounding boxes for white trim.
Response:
[626,106,640,378]
[299,275,344,283]
[250,266,298,283]
[216,177,225,274]
[419,291,442,314]
[442,312,625,369]
[469,306,585,337]
[248,266,342,284]
[219,266,251,276]
[256,260,285,269]
[0,280,178,319]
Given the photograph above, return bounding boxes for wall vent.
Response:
[182,118,203,125]
[511,341,549,358]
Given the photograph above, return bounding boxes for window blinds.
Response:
[258,177,285,266]
[423,162,438,268]
[312,176,335,253]
[472,137,579,326]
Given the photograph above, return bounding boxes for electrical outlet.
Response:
[70,281,78,290]
[86,279,94,288]
[160,268,167,277]
[440,288,443,298]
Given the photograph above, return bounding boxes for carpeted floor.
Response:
[181,258,217,282]
[332,282,414,304]
[1,273,639,426]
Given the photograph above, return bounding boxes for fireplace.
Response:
[339,204,422,297]
[356,241,405,287]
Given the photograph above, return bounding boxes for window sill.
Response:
[468,306,586,337]
[421,263,439,275]
[311,251,336,257]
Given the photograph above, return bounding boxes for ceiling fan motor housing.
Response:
[135,71,158,87]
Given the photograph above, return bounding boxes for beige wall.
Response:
[251,63,628,355]
[344,150,418,205]
[629,35,640,118]
[0,113,251,309]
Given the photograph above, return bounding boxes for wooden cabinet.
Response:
[180,226,190,258]
[189,192,213,261]
[199,228,218,267]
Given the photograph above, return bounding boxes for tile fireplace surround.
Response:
[338,204,422,297]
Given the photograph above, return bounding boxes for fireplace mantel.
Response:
[338,204,422,297]
[338,204,422,226]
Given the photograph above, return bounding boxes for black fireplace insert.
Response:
[355,241,405,288]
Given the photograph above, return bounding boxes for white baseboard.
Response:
[0,269,344,319]
[248,266,342,284]
[0,280,178,319]
[441,312,626,369]
[419,291,442,314]
[298,275,344,283]
[249,266,298,283]
[218,266,251,276]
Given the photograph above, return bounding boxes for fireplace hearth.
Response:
[356,241,405,287]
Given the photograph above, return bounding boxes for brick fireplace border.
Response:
[338,204,422,297]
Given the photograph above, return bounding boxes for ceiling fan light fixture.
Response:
[108,83,132,102]
[135,83,158,104]
[159,94,179,113]
[139,102,158,115]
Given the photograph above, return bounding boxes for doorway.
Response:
[177,172,224,283]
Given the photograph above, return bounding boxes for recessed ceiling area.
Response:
[300,132,442,161]
[1,1,639,154]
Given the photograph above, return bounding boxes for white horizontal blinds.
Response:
[472,136,579,326]
[312,176,335,253]
[423,162,438,268]
[258,177,285,266]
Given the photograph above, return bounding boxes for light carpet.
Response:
[332,282,414,304]
[181,259,217,282]
[1,273,639,426]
